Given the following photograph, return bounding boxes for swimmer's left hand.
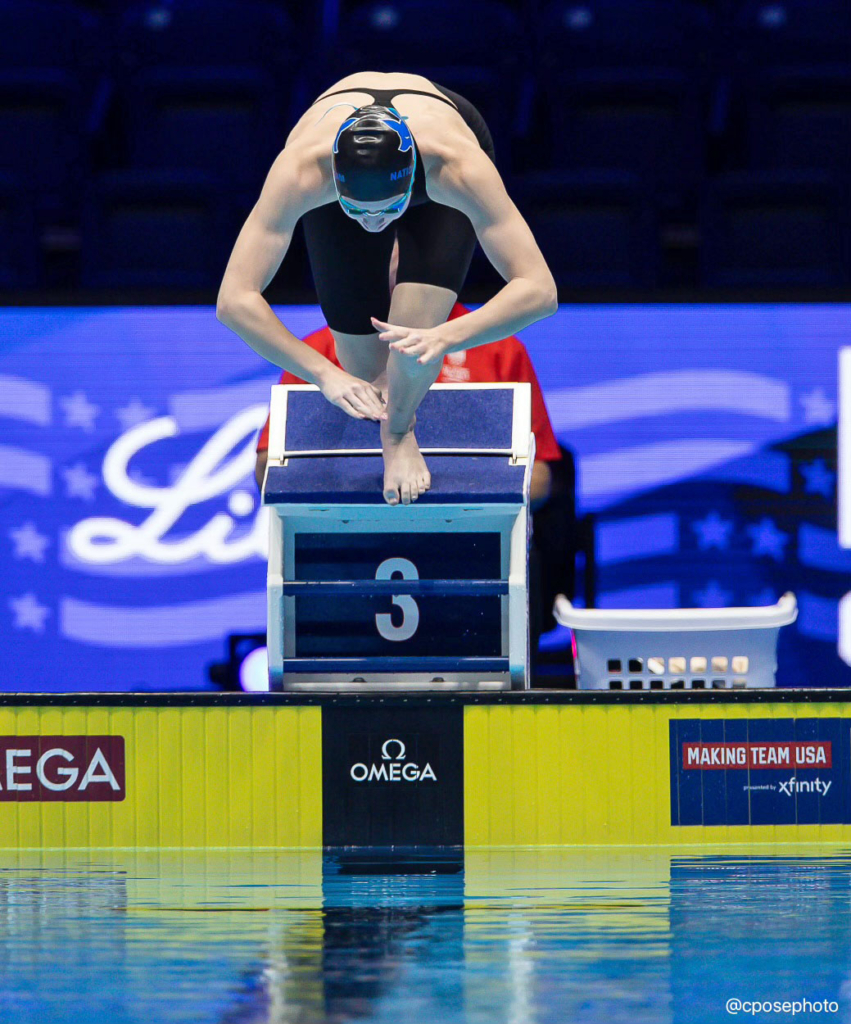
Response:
[370,317,449,365]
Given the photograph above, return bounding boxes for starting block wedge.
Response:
[262,383,533,691]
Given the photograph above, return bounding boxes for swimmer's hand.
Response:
[318,367,387,421]
[371,317,448,366]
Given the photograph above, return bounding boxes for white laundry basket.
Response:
[554,592,798,690]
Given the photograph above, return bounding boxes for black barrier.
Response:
[322,705,464,849]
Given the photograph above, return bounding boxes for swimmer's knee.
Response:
[332,329,388,381]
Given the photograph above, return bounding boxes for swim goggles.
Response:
[338,188,412,218]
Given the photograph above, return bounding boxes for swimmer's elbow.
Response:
[536,280,559,318]
[216,293,236,326]
[216,290,252,328]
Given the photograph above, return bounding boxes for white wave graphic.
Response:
[547,370,790,433]
[60,591,266,647]
[0,375,51,425]
[0,444,51,495]
[581,439,756,503]
[169,377,278,432]
[596,513,679,565]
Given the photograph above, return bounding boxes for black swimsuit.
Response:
[301,82,496,335]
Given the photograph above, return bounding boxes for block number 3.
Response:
[375,557,419,641]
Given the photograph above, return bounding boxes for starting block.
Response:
[262,383,533,691]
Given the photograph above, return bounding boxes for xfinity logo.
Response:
[779,776,832,797]
[349,737,437,783]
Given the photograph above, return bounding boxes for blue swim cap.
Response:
[332,105,415,204]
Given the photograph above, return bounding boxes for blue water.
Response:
[1,847,849,1023]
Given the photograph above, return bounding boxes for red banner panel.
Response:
[0,736,125,801]
[682,741,832,771]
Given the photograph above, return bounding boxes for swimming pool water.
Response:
[1,847,848,1023]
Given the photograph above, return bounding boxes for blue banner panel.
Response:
[2,303,851,691]
[670,718,851,826]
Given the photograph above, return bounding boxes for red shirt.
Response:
[256,302,562,461]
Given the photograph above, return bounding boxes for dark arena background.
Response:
[3,2,851,1023]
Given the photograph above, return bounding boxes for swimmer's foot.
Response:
[380,419,431,506]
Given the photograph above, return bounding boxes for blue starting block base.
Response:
[262,384,533,691]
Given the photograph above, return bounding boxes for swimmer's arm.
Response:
[216,153,334,385]
[430,146,558,351]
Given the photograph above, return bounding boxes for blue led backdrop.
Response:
[1,304,848,690]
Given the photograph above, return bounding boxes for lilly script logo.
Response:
[349,738,437,783]
[67,407,268,566]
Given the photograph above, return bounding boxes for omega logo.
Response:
[350,737,437,783]
[0,736,125,802]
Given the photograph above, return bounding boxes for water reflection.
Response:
[669,854,851,1022]
[0,846,849,1023]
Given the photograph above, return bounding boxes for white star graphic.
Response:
[9,593,50,632]
[9,522,49,562]
[115,398,156,431]
[800,387,835,426]
[60,391,100,431]
[800,459,835,497]
[693,581,733,608]
[747,517,790,560]
[692,511,734,550]
[62,462,98,501]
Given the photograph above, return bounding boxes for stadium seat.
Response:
[734,0,851,67]
[330,1,524,155]
[0,1,103,217]
[535,1,714,199]
[80,171,237,288]
[121,66,282,189]
[700,171,851,287]
[733,1,851,175]
[513,170,661,288]
[0,174,40,288]
[114,1,300,187]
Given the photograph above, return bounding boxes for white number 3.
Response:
[375,557,420,642]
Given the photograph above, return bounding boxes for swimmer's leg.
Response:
[380,281,456,506]
[331,330,388,385]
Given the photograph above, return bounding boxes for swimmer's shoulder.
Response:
[258,141,334,218]
[420,125,498,204]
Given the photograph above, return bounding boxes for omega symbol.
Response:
[381,738,406,761]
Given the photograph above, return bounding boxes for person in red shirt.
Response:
[254,306,561,505]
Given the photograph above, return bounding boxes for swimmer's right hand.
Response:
[318,369,387,421]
